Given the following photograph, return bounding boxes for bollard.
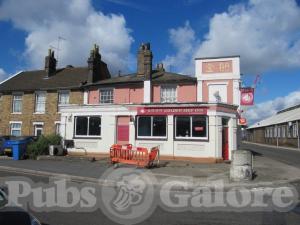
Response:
[230,150,253,181]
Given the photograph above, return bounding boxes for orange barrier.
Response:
[109,144,159,168]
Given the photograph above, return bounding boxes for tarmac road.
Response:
[241,142,300,169]
[0,170,299,225]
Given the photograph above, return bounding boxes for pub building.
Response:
[59,43,240,162]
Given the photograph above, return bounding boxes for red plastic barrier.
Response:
[109,144,159,168]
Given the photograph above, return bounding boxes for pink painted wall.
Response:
[178,84,197,102]
[88,89,99,104]
[114,88,130,104]
[88,87,144,104]
[202,79,233,104]
[129,87,143,104]
[152,85,160,103]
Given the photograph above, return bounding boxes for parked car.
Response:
[0,187,41,225]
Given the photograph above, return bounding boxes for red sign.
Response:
[239,118,247,125]
[240,88,254,105]
[194,127,204,131]
[137,107,208,115]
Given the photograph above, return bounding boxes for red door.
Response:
[117,116,130,145]
[222,127,229,160]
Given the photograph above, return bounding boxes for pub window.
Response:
[175,116,208,140]
[137,116,167,138]
[161,86,177,103]
[100,89,114,104]
[75,116,101,137]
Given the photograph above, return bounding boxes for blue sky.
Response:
[0,0,300,124]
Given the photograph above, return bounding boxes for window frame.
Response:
[74,116,102,138]
[58,90,70,105]
[99,88,114,104]
[292,123,298,138]
[174,115,209,140]
[34,91,46,113]
[136,116,167,139]
[12,93,23,113]
[10,121,22,136]
[160,85,177,103]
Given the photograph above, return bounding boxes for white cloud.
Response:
[0,0,134,74]
[244,91,300,125]
[0,68,7,82]
[163,21,196,75]
[164,0,300,75]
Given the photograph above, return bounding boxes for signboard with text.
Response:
[202,60,233,74]
[137,107,208,116]
[240,87,254,105]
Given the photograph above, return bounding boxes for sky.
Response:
[0,0,300,125]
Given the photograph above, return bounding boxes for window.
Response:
[161,86,177,103]
[175,116,208,139]
[277,126,281,138]
[35,92,46,113]
[10,122,21,136]
[12,94,22,113]
[281,126,286,138]
[265,129,268,138]
[269,127,273,138]
[55,123,61,135]
[137,116,167,138]
[75,116,101,137]
[58,90,69,105]
[34,124,43,137]
[274,126,277,138]
[292,123,298,138]
[100,89,114,104]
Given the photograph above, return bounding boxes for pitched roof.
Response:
[0,67,196,93]
[0,67,89,92]
[85,70,196,87]
[247,104,300,129]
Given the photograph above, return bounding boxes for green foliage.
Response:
[26,134,62,159]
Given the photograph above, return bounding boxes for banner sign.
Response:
[137,107,208,116]
[240,87,254,105]
[202,60,233,74]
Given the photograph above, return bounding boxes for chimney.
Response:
[45,49,57,77]
[87,44,110,83]
[156,63,165,72]
[137,43,153,80]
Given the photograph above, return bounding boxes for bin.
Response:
[3,137,34,160]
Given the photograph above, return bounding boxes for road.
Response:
[0,169,300,225]
[241,142,300,169]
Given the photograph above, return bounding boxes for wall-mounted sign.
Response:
[194,127,204,131]
[202,60,233,74]
[137,107,208,115]
[240,87,254,105]
[239,118,247,125]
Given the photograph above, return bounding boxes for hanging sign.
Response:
[239,118,247,125]
[240,87,254,105]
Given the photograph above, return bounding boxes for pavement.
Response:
[0,145,299,188]
[1,143,300,225]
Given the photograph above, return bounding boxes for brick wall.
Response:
[0,90,83,136]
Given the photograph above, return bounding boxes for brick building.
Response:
[247,104,300,148]
[59,43,241,161]
[0,45,110,136]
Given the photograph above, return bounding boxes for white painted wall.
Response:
[143,80,151,103]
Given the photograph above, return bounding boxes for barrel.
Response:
[230,150,253,181]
